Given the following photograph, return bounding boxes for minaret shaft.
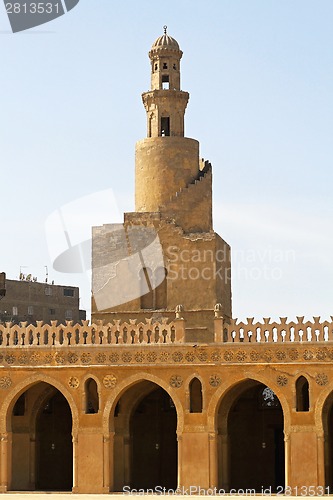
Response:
[135,30,198,213]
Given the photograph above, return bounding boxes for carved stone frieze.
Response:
[4,355,15,365]
[185,352,195,362]
[68,352,79,364]
[81,353,92,364]
[109,353,119,363]
[172,352,183,362]
[96,353,107,364]
[0,345,332,368]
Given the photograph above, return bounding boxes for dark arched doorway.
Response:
[10,383,73,491]
[111,381,177,491]
[131,387,177,489]
[218,381,285,492]
[323,392,333,488]
[36,390,73,490]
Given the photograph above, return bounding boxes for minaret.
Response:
[135,27,201,214]
[92,30,232,337]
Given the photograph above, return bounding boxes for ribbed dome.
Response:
[151,30,180,52]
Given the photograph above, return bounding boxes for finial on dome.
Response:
[150,29,181,53]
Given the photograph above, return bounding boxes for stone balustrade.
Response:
[0,305,332,347]
[0,318,180,347]
[214,308,333,343]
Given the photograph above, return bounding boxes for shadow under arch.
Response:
[314,381,333,488]
[103,372,183,492]
[29,384,58,432]
[207,373,291,433]
[103,372,184,434]
[208,375,287,493]
[2,373,79,435]
[1,374,79,492]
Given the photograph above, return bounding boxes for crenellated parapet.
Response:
[1,308,333,348]
[0,316,182,347]
[216,314,333,343]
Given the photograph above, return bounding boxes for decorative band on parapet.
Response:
[0,346,333,368]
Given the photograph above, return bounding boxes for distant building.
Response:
[0,274,85,325]
[0,272,5,300]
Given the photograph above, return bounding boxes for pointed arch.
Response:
[84,378,99,414]
[316,383,333,488]
[1,373,79,435]
[189,377,203,413]
[295,376,310,412]
[207,373,291,433]
[103,372,184,434]
[206,375,288,493]
[3,376,78,492]
[103,373,183,492]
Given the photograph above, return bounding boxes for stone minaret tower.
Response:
[92,30,232,341]
[135,28,210,232]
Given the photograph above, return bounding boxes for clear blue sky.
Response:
[1,0,332,321]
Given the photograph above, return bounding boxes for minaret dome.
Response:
[150,26,180,51]
[149,27,182,93]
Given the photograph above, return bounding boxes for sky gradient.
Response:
[1,0,332,321]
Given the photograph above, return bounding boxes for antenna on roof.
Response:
[19,266,28,280]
